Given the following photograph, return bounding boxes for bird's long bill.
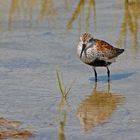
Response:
[80,44,86,58]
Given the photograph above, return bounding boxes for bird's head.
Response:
[79,33,94,58]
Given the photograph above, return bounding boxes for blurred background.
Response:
[0,0,140,140]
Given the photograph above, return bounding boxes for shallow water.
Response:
[0,0,140,140]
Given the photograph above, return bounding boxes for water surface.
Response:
[0,0,140,140]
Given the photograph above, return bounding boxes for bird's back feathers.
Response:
[94,39,124,59]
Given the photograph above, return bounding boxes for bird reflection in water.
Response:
[77,82,125,133]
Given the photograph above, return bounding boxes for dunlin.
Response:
[77,33,124,82]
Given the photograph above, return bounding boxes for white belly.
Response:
[77,45,97,64]
[77,44,116,64]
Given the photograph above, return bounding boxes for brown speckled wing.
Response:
[94,39,119,59]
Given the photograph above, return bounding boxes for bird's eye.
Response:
[89,38,94,42]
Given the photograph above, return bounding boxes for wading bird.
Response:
[77,33,124,82]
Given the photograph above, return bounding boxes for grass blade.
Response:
[65,79,76,97]
[56,70,65,98]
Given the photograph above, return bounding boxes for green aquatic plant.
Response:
[56,70,74,99]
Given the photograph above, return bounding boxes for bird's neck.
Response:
[77,44,95,64]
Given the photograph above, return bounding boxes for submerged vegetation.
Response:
[0,118,32,139]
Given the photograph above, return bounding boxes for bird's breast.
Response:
[77,45,97,62]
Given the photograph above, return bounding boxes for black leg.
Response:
[107,67,110,81]
[93,67,97,82]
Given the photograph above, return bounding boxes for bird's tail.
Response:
[115,48,124,56]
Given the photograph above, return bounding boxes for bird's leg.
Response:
[93,67,97,82]
[107,67,110,82]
